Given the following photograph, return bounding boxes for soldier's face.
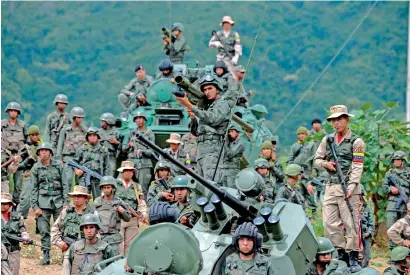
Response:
[170,143,179,151]
[100,120,108,129]
[74,117,83,125]
[102,186,114,197]
[298,133,307,141]
[57,103,67,110]
[330,116,349,133]
[162,69,171,75]
[236,72,245,80]
[393,159,403,168]
[29,134,39,143]
[312,122,322,131]
[405,256,410,267]
[122,170,134,181]
[228,129,238,140]
[72,195,87,207]
[256,167,268,176]
[238,237,254,254]
[83,225,97,240]
[87,134,99,144]
[222,22,232,31]
[158,169,170,179]
[203,84,218,100]
[174,188,188,201]
[215,68,224,76]
[135,117,146,127]
[39,149,51,161]
[7,110,18,119]
[318,253,332,263]
[261,148,272,158]
[1,203,12,213]
[136,70,145,80]
[172,30,181,37]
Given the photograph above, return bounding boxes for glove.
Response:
[232,54,239,65]
[210,41,224,48]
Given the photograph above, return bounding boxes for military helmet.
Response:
[235,168,264,197]
[198,74,224,92]
[28,125,40,135]
[171,22,184,32]
[297,126,309,135]
[170,175,191,190]
[53,94,69,105]
[5,102,21,114]
[80,213,101,230]
[148,202,179,225]
[86,126,101,139]
[392,151,407,162]
[158,59,174,71]
[228,123,241,133]
[70,107,85,118]
[232,222,261,252]
[254,158,269,169]
[250,104,268,120]
[100,112,116,125]
[213,60,228,74]
[133,111,147,121]
[391,246,410,262]
[155,161,172,173]
[317,237,335,254]
[284,164,303,177]
[261,141,273,150]
[99,176,118,189]
[36,142,54,156]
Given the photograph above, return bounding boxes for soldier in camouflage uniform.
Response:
[254,158,282,203]
[176,74,230,180]
[51,186,95,275]
[1,193,30,275]
[116,161,148,256]
[44,94,70,151]
[219,124,244,188]
[57,107,87,187]
[100,112,122,177]
[73,127,109,198]
[156,59,175,81]
[260,141,284,184]
[382,151,410,229]
[170,175,198,228]
[122,111,155,195]
[30,142,69,265]
[222,222,275,275]
[275,164,305,208]
[118,65,154,110]
[147,161,174,206]
[383,246,410,275]
[68,213,114,275]
[213,60,239,108]
[388,202,410,249]
[1,149,19,195]
[308,118,326,137]
[163,23,188,64]
[181,131,198,172]
[360,184,375,268]
[307,237,335,275]
[93,176,131,256]
[159,133,187,176]
[1,102,27,205]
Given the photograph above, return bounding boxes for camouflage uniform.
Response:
[254,159,282,203]
[360,198,375,267]
[164,23,187,64]
[100,116,122,177]
[45,111,70,151]
[213,60,239,108]
[219,131,245,188]
[160,147,187,176]
[181,133,198,171]
[1,149,18,195]
[387,214,410,249]
[147,162,173,206]
[1,243,12,275]
[275,181,305,208]
[118,71,154,109]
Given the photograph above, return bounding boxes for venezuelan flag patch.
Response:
[353,152,364,163]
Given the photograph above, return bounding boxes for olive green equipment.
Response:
[317,237,335,254]
[161,27,175,43]
[5,102,21,114]
[100,113,116,125]
[284,164,303,177]
[392,151,408,163]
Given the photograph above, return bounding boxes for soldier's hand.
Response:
[403,239,410,247]
[271,153,276,162]
[307,184,315,195]
[129,141,134,148]
[259,195,264,201]
[162,192,174,201]
[326,161,337,171]
[13,155,21,163]
[170,78,175,84]
[109,137,119,145]
[59,242,69,252]
[391,186,399,195]
[344,190,353,199]
[74,169,84,177]
[363,233,369,238]
[117,206,125,214]
[33,208,43,217]
[180,216,189,225]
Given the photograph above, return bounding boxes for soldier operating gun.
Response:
[387,174,409,209]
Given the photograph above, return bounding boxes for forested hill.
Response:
[1,1,408,148]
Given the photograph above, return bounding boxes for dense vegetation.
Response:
[1,1,408,148]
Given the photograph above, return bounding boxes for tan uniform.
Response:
[387,216,410,247]
[314,129,365,252]
[1,243,12,275]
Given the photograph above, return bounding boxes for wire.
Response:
[169,0,172,30]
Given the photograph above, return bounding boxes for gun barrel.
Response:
[232,114,254,133]
[135,133,255,219]
[175,75,204,99]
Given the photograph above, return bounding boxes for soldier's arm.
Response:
[103,244,115,260]
[122,131,132,152]
[313,136,328,171]
[272,165,285,183]
[60,164,70,206]
[225,141,244,160]
[30,166,40,210]
[51,209,65,246]
[387,220,407,245]
[234,32,242,56]
[44,114,51,142]
[381,172,392,195]
[348,138,365,189]
[171,37,187,53]
[191,100,230,127]
[286,144,297,165]
[56,127,66,160]
[120,78,136,96]
[119,201,131,222]
[141,131,155,156]
[19,216,30,240]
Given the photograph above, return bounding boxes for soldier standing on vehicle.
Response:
[30,142,69,265]
[1,192,30,275]
[115,161,148,256]
[160,133,187,176]
[56,107,87,187]
[44,94,70,151]
[388,202,410,249]
[122,111,155,196]
[382,151,410,229]
[93,176,131,256]
[51,186,95,275]
[314,105,365,272]
[307,237,336,275]
[100,112,122,177]
[383,246,410,275]
[213,60,239,108]
[175,74,230,180]
[156,59,175,81]
[163,23,188,64]
[118,65,154,110]
[275,164,305,208]
[209,16,242,74]
[147,161,174,206]
[170,175,198,228]
[254,158,282,203]
[68,213,114,275]
[360,185,374,268]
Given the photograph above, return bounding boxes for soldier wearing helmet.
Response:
[73,127,109,199]
[275,164,305,208]
[383,246,410,275]
[30,142,69,265]
[307,237,335,275]
[388,202,410,250]
[122,111,155,196]
[99,112,122,176]
[254,158,282,203]
[213,60,239,108]
[93,176,131,256]
[68,213,114,275]
[45,94,70,151]
[163,22,188,64]
[170,175,198,228]
[147,161,174,206]
[259,141,285,189]
[175,74,230,180]
[156,59,175,82]
[382,151,410,229]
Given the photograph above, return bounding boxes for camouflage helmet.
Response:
[284,164,303,177]
[170,175,191,190]
[100,112,116,125]
[28,125,40,135]
[198,74,224,92]
[133,111,147,121]
[261,141,273,150]
[171,22,184,32]
[5,102,21,114]
[36,142,54,156]
[254,158,269,169]
[391,246,410,262]
[80,213,101,230]
[232,222,261,251]
[53,94,69,105]
[392,151,407,162]
[70,107,85,118]
[158,59,174,71]
[86,127,101,139]
[99,176,118,189]
[297,127,309,135]
[148,202,179,225]
[317,237,335,254]
[213,60,228,74]
[155,161,172,173]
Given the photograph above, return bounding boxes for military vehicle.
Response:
[95,134,379,275]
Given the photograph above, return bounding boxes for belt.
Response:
[197,134,223,143]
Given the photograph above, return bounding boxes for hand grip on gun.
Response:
[172,87,185,98]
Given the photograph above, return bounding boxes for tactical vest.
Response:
[48,111,69,148]
[216,30,236,58]
[128,128,154,168]
[79,143,105,173]
[62,125,86,156]
[71,239,108,275]
[116,182,143,211]
[224,252,269,275]
[1,119,26,153]
[62,206,95,239]
[36,160,64,196]
[99,128,119,155]
[1,212,24,249]
[94,197,123,234]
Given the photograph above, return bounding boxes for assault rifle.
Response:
[68,159,102,198]
[3,233,51,250]
[387,175,409,209]
[310,178,324,187]
[125,203,144,220]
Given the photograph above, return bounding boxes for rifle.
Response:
[387,175,409,209]
[211,30,234,59]
[61,236,77,247]
[1,147,29,169]
[327,136,357,234]
[3,233,51,250]
[310,178,324,187]
[68,159,102,198]
[125,203,144,220]
[158,178,169,190]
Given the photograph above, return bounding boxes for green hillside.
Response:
[1,1,408,148]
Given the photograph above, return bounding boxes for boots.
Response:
[349,251,362,273]
[40,250,50,265]
[337,249,349,266]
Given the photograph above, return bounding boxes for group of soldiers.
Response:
[1,14,409,275]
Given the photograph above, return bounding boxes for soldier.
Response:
[260,141,284,184]
[93,176,131,256]
[175,74,230,180]
[122,111,155,195]
[44,94,70,151]
[309,118,326,136]
[160,133,188,176]
[73,127,109,198]
[219,124,244,188]
[1,242,13,275]
[383,246,410,275]
[1,192,30,275]
[314,105,365,272]
[275,164,305,208]
[163,23,188,64]
[116,161,148,256]
[382,151,410,229]
[100,112,122,177]
[147,161,174,206]
[254,158,281,203]
[307,237,335,275]
[388,202,410,249]
[235,65,250,107]
[222,222,275,274]
[156,59,175,81]
[209,16,242,74]
[51,186,95,275]
[170,175,198,228]
[181,130,198,171]
[118,65,154,110]
[30,142,69,265]
[213,60,239,108]
[68,213,114,275]
[360,185,375,268]
[56,107,87,187]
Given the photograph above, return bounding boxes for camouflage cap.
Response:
[86,127,100,139]
[117,161,136,173]
[391,246,410,262]
[392,151,407,162]
[198,74,224,92]
[254,158,269,169]
[297,127,308,135]
[327,105,354,121]
[28,125,40,135]
[0,193,14,205]
[68,185,92,199]
[228,123,241,133]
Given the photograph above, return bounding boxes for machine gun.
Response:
[3,233,51,250]
[68,159,102,198]
[387,174,409,209]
